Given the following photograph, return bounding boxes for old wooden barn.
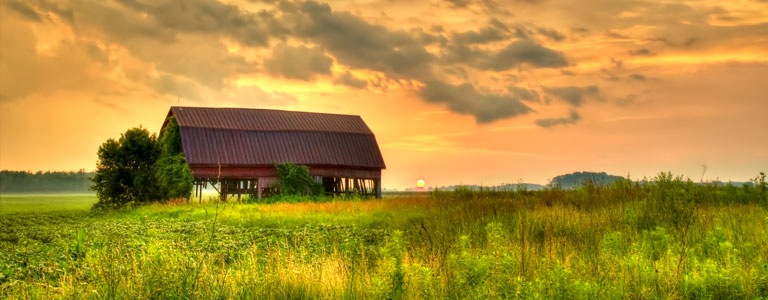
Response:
[160,106,386,200]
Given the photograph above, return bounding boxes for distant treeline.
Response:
[432,172,621,191]
[0,170,94,193]
[432,183,545,192]
[432,171,757,191]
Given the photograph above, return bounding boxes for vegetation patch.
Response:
[91,117,194,208]
[1,172,767,299]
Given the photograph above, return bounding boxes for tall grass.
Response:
[1,172,767,299]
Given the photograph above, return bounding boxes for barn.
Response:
[160,106,386,200]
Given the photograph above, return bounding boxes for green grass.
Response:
[0,194,97,214]
[1,175,767,299]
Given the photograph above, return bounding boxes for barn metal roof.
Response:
[164,107,386,169]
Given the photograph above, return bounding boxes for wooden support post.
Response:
[375,178,382,199]
[257,178,263,199]
[345,178,350,194]
[192,181,197,204]
[220,180,227,202]
[335,178,340,194]
[237,180,242,203]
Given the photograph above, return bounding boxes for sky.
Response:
[1,0,767,189]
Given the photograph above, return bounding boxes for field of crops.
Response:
[1,174,767,299]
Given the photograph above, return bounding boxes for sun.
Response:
[416,179,426,188]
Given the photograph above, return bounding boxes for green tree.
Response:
[273,162,323,196]
[91,127,160,208]
[154,116,193,199]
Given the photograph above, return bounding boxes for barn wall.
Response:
[190,166,381,179]
[190,165,382,199]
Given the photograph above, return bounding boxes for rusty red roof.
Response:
[164,107,386,170]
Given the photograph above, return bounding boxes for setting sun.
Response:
[416,179,426,188]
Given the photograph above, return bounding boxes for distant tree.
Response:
[273,162,323,196]
[91,127,160,208]
[550,171,624,188]
[0,170,94,193]
[154,116,193,199]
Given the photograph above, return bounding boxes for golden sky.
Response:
[1,0,767,189]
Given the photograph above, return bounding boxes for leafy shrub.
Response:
[91,127,160,208]
[273,162,323,196]
[642,226,670,260]
[640,172,697,230]
[91,118,194,208]
[154,116,193,200]
[683,260,745,299]
[154,155,194,199]
[449,235,491,298]
[542,265,598,300]
[409,263,437,299]
[702,227,733,260]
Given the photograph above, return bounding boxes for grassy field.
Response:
[1,174,767,299]
[0,194,97,214]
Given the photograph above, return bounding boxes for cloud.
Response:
[20,0,571,124]
[418,80,532,123]
[113,0,284,47]
[146,74,202,101]
[4,1,42,22]
[264,44,333,80]
[54,1,173,42]
[28,0,259,91]
[444,0,472,9]
[0,16,113,101]
[442,0,516,15]
[616,94,637,106]
[443,38,567,71]
[333,71,368,89]
[629,48,656,56]
[536,27,565,41]
[0,1,267,105]
[130,35,255,89]
[601,69,620,81]
[507,86,540,102]
[228,85,298,107]
[451,19,509,44]
[610,58,623,69]
[476,39,568,70]
[411,28,446,45]
[630,73,647,80]
[287,1,436,79]
[535,110,581,128]
[543,85,600,106]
